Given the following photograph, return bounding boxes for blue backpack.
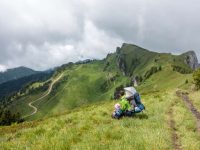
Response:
[134,93,145,113]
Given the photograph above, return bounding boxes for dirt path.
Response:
[168,102,181,150]
[176,90,200,134]
[24,74,63,118]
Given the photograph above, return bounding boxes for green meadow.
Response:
[1,89,200,149]
[1,44,200,149]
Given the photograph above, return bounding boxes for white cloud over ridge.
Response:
[0,0,199,70]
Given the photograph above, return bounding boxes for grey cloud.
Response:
[0,0,200,71]
[86,0,200,52]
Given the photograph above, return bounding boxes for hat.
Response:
[124,87,137,99]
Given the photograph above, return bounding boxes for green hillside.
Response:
[7,61,129,120]
[1,90,200,149]
[5,43,194,120]
[1,43,200,149]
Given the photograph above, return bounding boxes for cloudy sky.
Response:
[0,0,200,71]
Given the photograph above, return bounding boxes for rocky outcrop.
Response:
[184,51,199,70]
[116,46,127,75]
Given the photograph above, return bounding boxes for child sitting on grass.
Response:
[112,103,122,119]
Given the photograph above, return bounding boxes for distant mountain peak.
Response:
[119,43,158,55]
[121,43,144,48]
[0,66,38,84]
[7,66,34,71]
[121,43,145,50]
[181,50,199,70]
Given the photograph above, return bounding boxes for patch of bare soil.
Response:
[168,103,181,150]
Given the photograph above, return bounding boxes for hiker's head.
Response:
[120,90,125,97]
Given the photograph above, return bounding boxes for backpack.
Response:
[134,92,141,105]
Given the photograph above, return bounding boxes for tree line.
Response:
[0,109,24,126]
[193,69,200,90]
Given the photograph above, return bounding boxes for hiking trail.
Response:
[176,90,200,134]
[24,74,63,118]
[168,101,181,150]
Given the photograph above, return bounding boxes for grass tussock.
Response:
[189,91,200,112]
[173,96,200,149]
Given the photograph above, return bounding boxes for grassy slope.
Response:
[115,43,191,77]
[117,43,159,76]
[7,92,45,117]
[0,92,178,150]
[138,67,192,94]
[1,63,198,149]
[189,91,200,112]
[2,44,200,149]
[6,44,194,121]
[1,89,200,149]
[170,93,200,149]
[33,62,121,119]
[8,61,129,120]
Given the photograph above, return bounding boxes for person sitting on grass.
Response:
[112,86,145,119]
[124,87,145,113]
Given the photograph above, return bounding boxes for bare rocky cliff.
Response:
[183,51,199,70]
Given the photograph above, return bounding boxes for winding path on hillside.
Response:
[24,74,63,118]
[176,90,200,134]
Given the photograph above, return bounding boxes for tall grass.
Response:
[0,91,191,150]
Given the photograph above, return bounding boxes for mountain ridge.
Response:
[0,43,196,150]
[1,43,194,121]
[0,66,39,84]
[105,43,197,78]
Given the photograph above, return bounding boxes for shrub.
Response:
[100,80,111,93]
[103,62,110,71]
[144,66,161,80]
[172,65,193,74]
[185,79,189,84]
[0,109,24,126]
[193,69,200,89]
[135,76,143,83]
[159,66,162,71]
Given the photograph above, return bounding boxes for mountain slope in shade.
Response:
[0,71,54,98]
[0,66,38,84]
